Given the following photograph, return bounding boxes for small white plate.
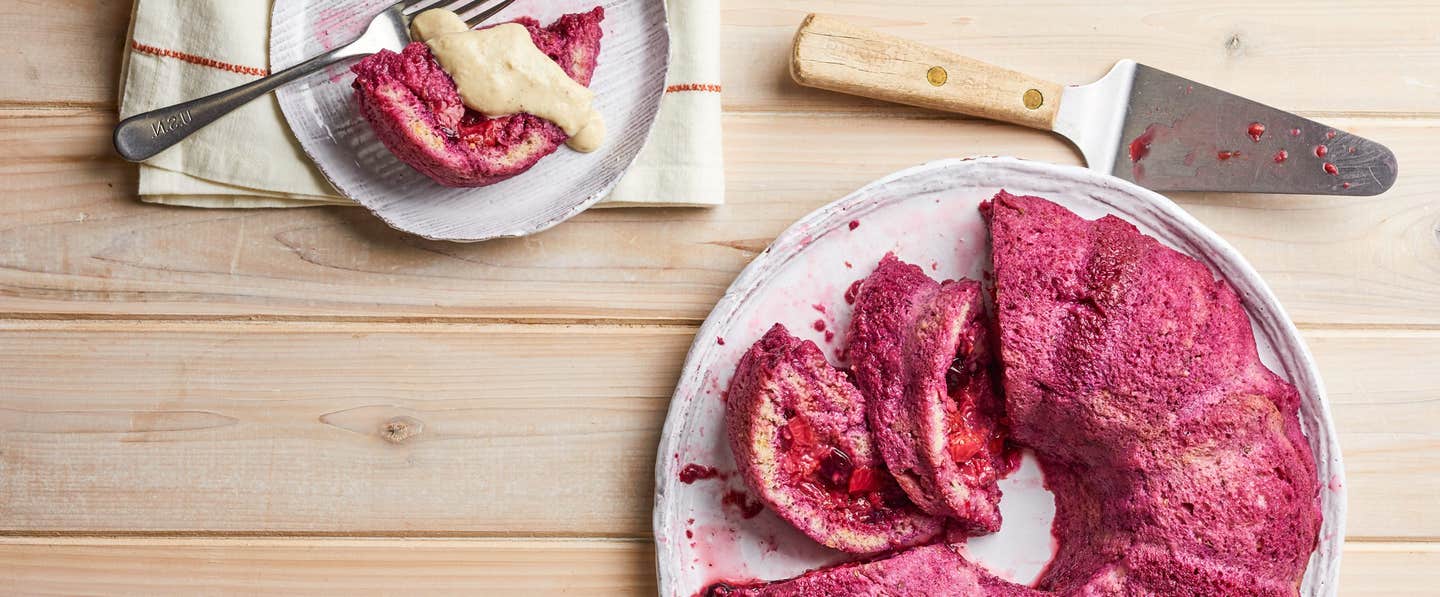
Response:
[652,158,1345,596]
[271,0,669,241]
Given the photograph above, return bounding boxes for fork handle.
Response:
[113,44,354,162]
[790,13,1063,130]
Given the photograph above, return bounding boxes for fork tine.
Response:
[443,0,493,19]
[465,0,516,27]
[400,0,444,14]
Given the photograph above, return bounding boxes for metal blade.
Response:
[1054,60,1397,196]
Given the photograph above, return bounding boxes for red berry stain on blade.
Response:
[1247,122,1266,142]
[721,490,765,519]
[1128,125,1159,162]
[824,330,835,343]
[1326,130,1337,140]
[1273,149,1288,163]
[1217,150,1240,161]
[1342,182,1352,189]
[680,463,722,484]
[1314,145,1328,158]
[1323,162,1339,175]
[1290,128,1302,137]
[717,337,726,346]
[848,220,860,231]
[1348,146,1356,154]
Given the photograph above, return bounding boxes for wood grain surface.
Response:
[1,0,1437,594]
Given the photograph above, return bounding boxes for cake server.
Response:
[790,14,1397,196]
[113,0,514,162]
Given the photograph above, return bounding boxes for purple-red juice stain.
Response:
[1342,182,1352,189]
[1314,145,1328,158]
[722,490,764,519]
[848,220,860,231]
[1273,149,1288,163]
[813,319,826,332]
[1217,150,1240,161]
[1290,128,1302,137]
[716,337,726,346]
[1247,122,1266,142]
[1323,163,1339,175]
[1326,130,1337,140]
[844,279,863,305]
[824,330,835,343]
[679,463,721,484]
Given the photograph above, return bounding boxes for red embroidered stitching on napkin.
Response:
[130,40,271,77]
[665,83,722,93]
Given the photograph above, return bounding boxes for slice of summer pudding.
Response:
[847,255,1014,533]
[724,324,943,555]
[350,8,604,187]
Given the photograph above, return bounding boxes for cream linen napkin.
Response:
[119,0,724,208]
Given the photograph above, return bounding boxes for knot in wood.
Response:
[380,416,423,444]
[1224,33,1245,57]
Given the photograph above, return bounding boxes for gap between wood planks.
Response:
[9,103,1440,121]
[0,537,1429,596]
[4,315,1440,334]
[0,531,1434,544]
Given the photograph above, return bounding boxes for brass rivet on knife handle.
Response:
[927,66,948,86]
[790,13,1062,131]
[1023,89,1044,109]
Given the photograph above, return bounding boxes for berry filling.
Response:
[941,328,1015,486]
[777,416,907,525]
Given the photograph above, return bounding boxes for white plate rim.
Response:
[651,156,1346,596]
[270,0,671,242]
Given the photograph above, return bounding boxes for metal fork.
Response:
[113,0,516,162]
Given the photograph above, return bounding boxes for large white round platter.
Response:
[653,157,1345,596]
[270,0,669,241]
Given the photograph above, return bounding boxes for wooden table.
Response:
[1,1,1436,594]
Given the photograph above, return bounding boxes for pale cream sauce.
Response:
[410,9,605,152]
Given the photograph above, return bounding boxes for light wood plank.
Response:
[0,0,131,106]
[0,321,1435,539]
[8,0,1440,117]
[0,538,657,596]
[0,537,1432,596]
[0,321,690,535]
[3,110,1439,326]
[720,1,1440,116]
[1337,542,1440,597]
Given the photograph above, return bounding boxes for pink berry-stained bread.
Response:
[350,8,603,187]
[724,324,943,555]
[983,190,1322,596]
[702,543,1041,597]
[846,255,1014,533]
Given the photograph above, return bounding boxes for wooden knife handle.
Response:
[790,13,1062,130]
